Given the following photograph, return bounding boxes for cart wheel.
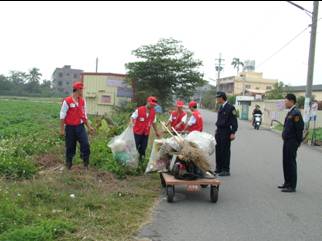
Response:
[200,184,208,188]
[210,185,219,203]
[167,185,175,203]
[160,173,166,188]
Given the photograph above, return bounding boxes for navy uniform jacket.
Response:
[282,107,304,144]
[216,102,238,134]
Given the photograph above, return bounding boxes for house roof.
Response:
[81,72,127,77]
[284,85,322,92]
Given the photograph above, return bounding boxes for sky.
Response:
[0,1,321,87]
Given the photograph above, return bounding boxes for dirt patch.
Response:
[36,153,62,169]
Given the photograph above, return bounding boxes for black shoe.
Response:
[281,187,296,193]
[278,184,288,189]
[215,170,222,174]
[218,171,230,177]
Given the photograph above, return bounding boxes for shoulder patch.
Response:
[294,116,300,122]
[232,110,237,116]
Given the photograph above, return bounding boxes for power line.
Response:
[286,1,312,15]
[257,26,309,68]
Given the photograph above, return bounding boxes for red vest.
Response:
[170,111,187,132]
[63,96,87,126]
[133,106,156,136]
[188,110,203,132]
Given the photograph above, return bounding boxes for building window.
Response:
[245,85,251,89]
[59,73,63,78]
[266,86,272,90]
[66,73,70,76]
[100,95,112,104]
[58,81,63,86]
[73,74,78,79]
[256,87,260,90]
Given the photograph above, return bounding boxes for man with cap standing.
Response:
[131,96,161,166]
[60,81,95,170]
[183,101,203,133]
[166,100,187,132]
[215,91,238,176]
[278,94,304,193]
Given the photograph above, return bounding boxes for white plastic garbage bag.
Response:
[108,126,139,168]
[185,131,216,155]
[145,137,180,173]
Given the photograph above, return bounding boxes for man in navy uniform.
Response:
[215,91,238,176]
[278,94,304,193]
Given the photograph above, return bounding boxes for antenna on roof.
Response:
[95,57,98,73]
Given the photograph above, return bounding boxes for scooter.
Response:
[253,114,262,130]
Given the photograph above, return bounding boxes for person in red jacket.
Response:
[60,81,95,170]
[184,101,203,132]
[166,100,187,132]
[131,96,161,164]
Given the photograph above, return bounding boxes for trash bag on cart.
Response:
[185,131,216,155]
[145,137,180,173]
[108,126,139,168]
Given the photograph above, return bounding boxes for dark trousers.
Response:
[283,139,299,189]
[134,134,149,161]
[215,131,231,172]
[65,124,90,168]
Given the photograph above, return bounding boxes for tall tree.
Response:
[231,58,244,75]
[125,38,205,107]
[28,67,42,83]
[25,68,42,93]
[9,71,28,85]
[266,81,285,99]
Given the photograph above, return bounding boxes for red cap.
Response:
[188,101,197,108]
[73,81,83,90]
[147,96,158,106]
[176,100,184,107]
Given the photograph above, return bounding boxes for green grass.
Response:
[273,123,322,142]
[0,99,161,240]
[0,171,160,241]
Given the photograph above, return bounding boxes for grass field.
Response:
[0,98,160,241]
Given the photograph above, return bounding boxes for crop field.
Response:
[0,98,159,241]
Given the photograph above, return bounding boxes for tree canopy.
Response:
[125,38,206,107]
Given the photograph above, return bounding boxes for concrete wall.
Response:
[247,100,322,128]
[289,91,322,101]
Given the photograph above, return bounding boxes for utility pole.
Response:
[304,1,319,128]
[215,53,224,91]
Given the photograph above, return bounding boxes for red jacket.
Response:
[170,111,187,132]
[133,106,156,136]
[188,110,203,132]
[63,96,87,126]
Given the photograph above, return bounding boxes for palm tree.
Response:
[28,68,42,83]
[231,58,244,75]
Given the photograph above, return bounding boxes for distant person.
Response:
[59,81,95,170]
[166,100,187,132]
[183,101,203,132]
[278,94,304,193]
[215,91,238,176]
[252,105,263,126]
[131,96,161,165]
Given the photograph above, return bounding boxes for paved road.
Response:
[137,109,322,241]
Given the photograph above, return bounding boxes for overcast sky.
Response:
[0,1,321,86]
